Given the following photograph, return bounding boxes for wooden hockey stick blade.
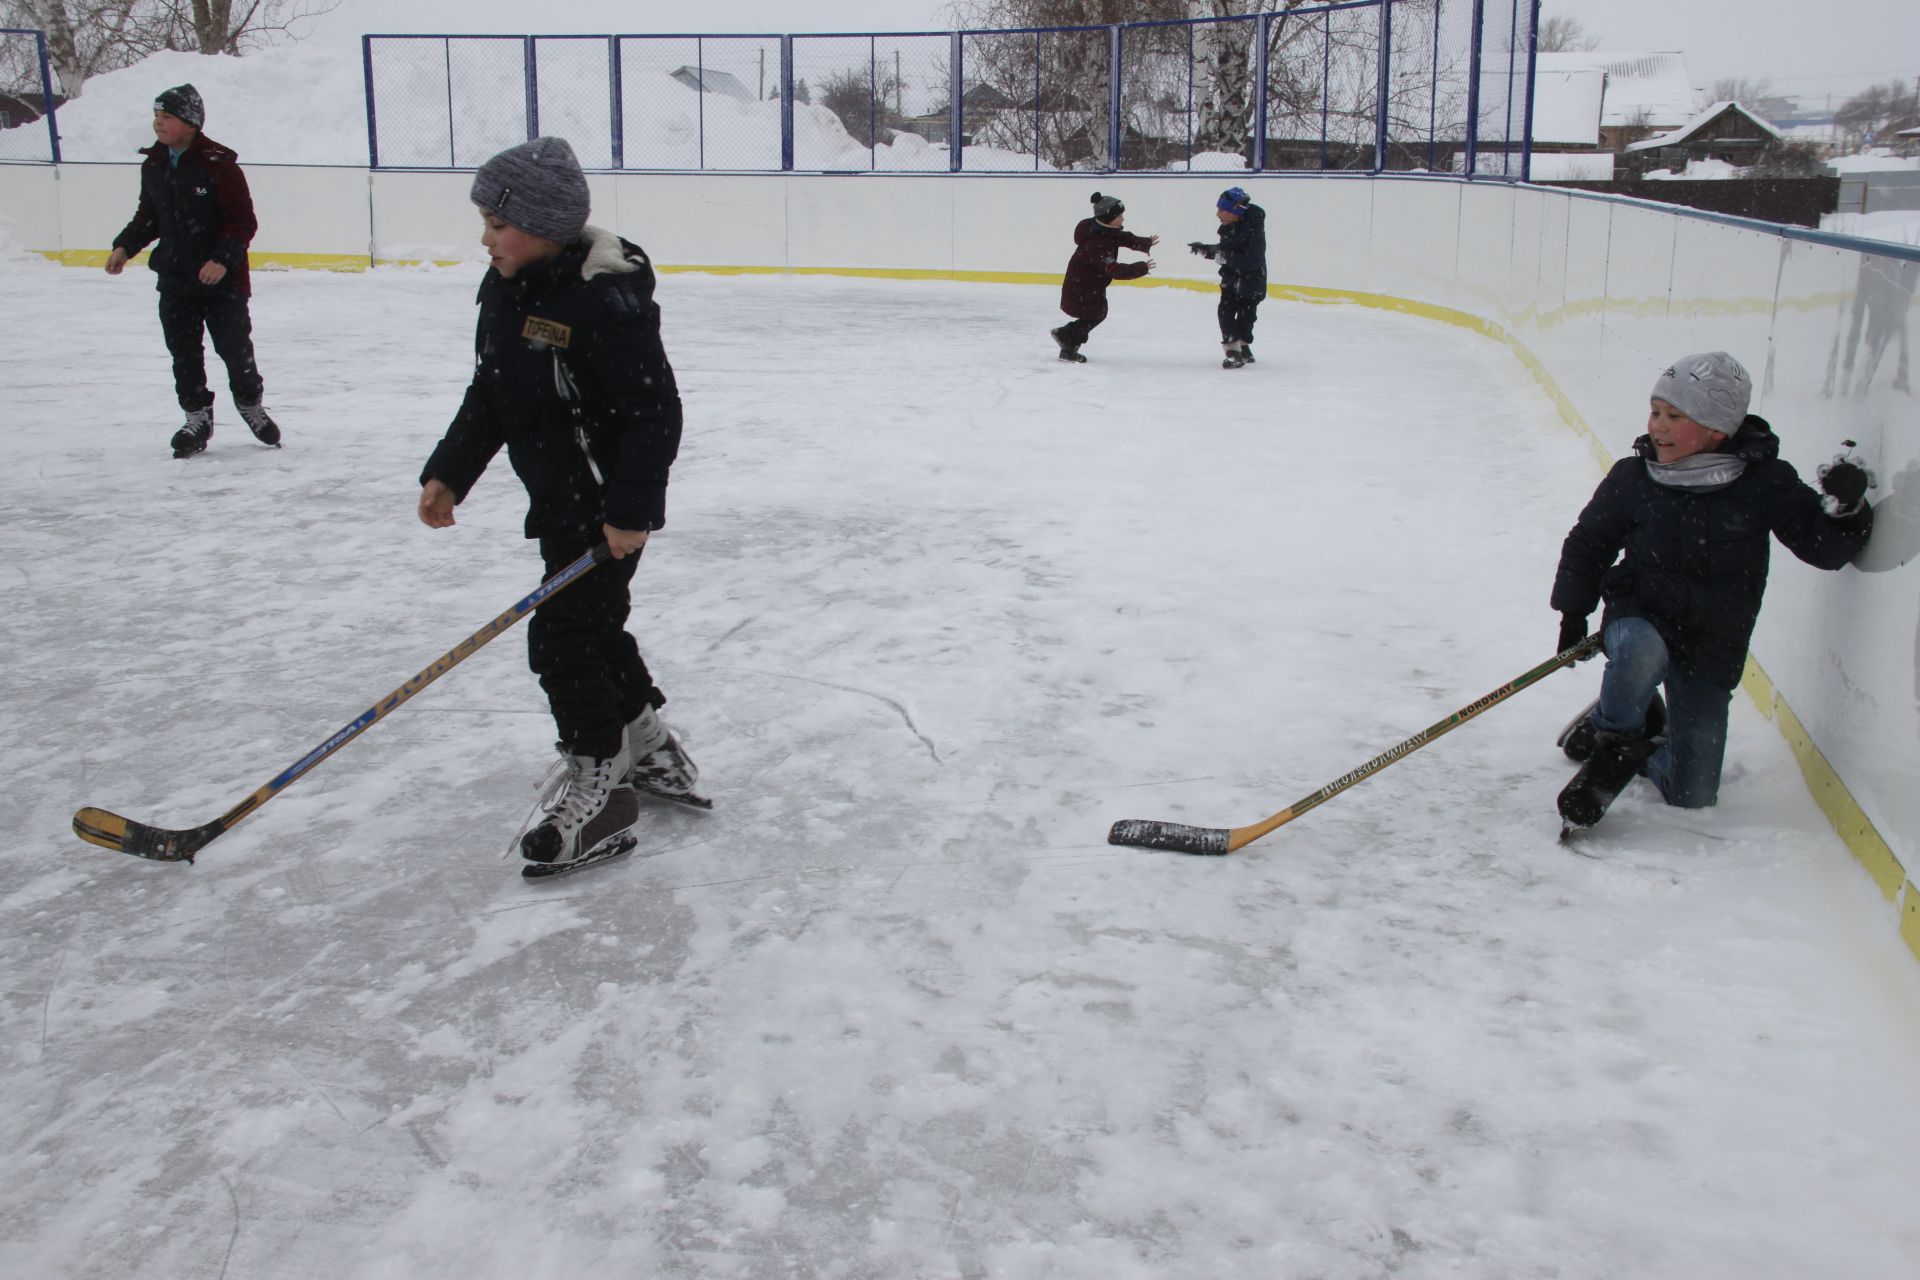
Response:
[1107,634,1602,856]
[72,808,229,863]
[71,544,611,864]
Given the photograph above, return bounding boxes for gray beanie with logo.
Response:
[470,136,590,244]
[1651,351,1751,434]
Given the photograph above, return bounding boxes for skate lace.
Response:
[547,755,616,832]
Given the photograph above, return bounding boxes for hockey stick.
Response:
[72,543,613,864]
[1107,633,1603,855]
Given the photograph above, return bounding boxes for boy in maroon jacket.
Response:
[106,84,282,458]
[1050,192,1157,363]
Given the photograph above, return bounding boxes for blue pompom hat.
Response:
[1217,186,1250,212]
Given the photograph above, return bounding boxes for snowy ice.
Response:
[3,240,1920,1277]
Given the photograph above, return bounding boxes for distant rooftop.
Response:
[1625,102,1783,154]
[1536,51,1698,128]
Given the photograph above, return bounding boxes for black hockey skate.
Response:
[237,400,282,447]
[625,707,712,811]
[520,743,640,870]
[171,406,213,458]
[1051,327,1087,363]
[1557,692,1667,763]
[1557,730,1657,833]
[1221,341,1248,369]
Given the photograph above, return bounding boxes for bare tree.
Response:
[1,0,335,98]
[1,1,154,96]
[1835,79,1920,149]
[1705,77,1793,120]
[1536,15,1597,53]
[148,0,337,57]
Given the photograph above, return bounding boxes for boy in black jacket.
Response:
[1188,186,1267,368]
[417,137,702,870]
[106,84,281,457]
[1551,351,1874,829]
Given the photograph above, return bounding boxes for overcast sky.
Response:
[1546,0,1920,106]
[310,1,1918,109]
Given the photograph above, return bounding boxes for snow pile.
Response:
[1826,148,1920,173]
[17,46,369,164]
[6,41,987,171]
[1643,156,1743,181]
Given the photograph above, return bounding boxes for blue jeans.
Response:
[1591,617,1733,809]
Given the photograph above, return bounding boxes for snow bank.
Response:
[18,46,369,164]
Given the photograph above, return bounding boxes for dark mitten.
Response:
[1819,461,1869,512]
[1557,613,1590,658]
[1188,242,1216,259]
[1817,442,1877,517]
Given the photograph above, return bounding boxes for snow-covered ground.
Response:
[3,250,1919,1278]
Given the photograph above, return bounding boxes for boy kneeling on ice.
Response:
[1551,351,1873,830]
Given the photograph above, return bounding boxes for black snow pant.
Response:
[1218,288,1261,347]
[1058,296,1109,347]
[158,288,264,412]
[529,532,665,761]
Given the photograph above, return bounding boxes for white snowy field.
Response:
[3,255,1920,1280]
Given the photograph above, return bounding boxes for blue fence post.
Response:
[609,35,624,170]
[31,29,59,163]
[1463,0,1485,177]
[1031,31,1040,172]
[780,36,794,171]
[868,35,878,170]
[1253,14,1268,172]
[1374,0,1392,172]
[360,35,378,168]
[525,36,539,140]
[949,31,962,172]
[696,36,706,170]
[443,38,455,167]
[1519,0,1540,181]
[1426,0,1443,171]
[1107,25,1121,171]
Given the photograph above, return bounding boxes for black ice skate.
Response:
[520,739,640,869]
[1557,730,1656,833]
[1051,327,1087,363]
[1557,692,1667,763]
[625,706,711,810]
[237,400,282,447]
[171,406,213,458]
[1221,341,1248,369]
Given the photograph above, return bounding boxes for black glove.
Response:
[1557,613,1590,658]
[1819,461,1869,511]
[1817,442,1877,517]
[1188,241,1216,259]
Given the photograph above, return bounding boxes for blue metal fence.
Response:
[0,27,61,163]
[363,2,1540,178]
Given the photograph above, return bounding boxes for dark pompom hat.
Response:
[1090,191,1124,223]
[154,84,204,130]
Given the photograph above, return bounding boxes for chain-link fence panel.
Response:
[618,36,784,171]
[1118,15,1263,172]
[1263,2,1384,171]
[1383,0,1474,173]
[791,34,950,172]
[0,28,57,162]
[533,36,612,169]
[367,35,529,168]
[1469,0,1535,178]
[957,30,1044,171]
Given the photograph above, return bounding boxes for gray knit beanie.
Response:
[154,84,204,130]
[470,136,590,244]
[1651,351,1751,434]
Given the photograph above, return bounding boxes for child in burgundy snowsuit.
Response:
[106,83,281,457]
[1051,192,1157,362]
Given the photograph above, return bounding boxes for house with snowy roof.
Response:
[1535,50,1699,151]
[1622,102,1785,177]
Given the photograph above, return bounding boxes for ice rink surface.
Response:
[4,256,1919,1278]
